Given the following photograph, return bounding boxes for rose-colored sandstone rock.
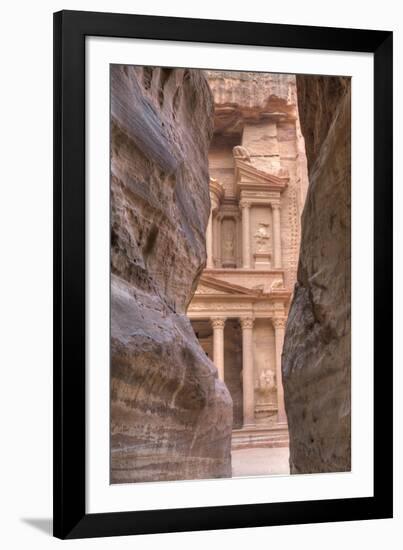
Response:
[206,70,298,135]
[110,65,233,483]
[282,76,351,474]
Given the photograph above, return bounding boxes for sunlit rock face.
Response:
[206,70,298,135]
[282,76,351,474]
[110,65,233,483]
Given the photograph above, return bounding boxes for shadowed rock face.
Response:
[110,65,233,483]
[282,76,351,474]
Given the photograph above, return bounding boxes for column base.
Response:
[242,421,256,429]
[253,252,272,270]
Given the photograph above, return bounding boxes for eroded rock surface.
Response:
[282,76,351,473]
[206,70,298,135]
[110,65,233,483]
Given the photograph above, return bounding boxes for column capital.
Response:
[272,317,287,330]
[211,317,226,330]
[211,204,219,215]
[271,202,281,211]
[240,317,254,330]
[239,199,252,210]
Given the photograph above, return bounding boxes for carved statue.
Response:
[254,222,271,252]
[259,369,276,392]
[270,279,284,290]
[222,221,235,261]
[255,368,276,404]
[233,145,251,161]
[223,236,234,255]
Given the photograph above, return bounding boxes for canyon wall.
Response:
[282,76,351,473]
[110,65,233,483]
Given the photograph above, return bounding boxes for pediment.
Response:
[235,159,289,189]
[194,284,226,296]
[194,275,258,296]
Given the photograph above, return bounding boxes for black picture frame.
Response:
[53,9,393,540]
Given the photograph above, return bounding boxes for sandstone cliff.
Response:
[110,65,233,483]
[282,76,351,473]
[206,70,297,135]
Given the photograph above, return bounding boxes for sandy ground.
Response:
[232,446,290,477]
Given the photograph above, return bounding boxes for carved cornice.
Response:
[238,196,282,211]
[197,275,258,296]
[189,274,292,309]
[217,204,241,221]
[237,191,281,210]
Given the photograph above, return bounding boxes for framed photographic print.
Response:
[53,9,393,539]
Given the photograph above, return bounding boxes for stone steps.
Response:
[231,423,289,450]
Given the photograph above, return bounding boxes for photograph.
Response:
[0,0,396,545]
[110,65,351,484]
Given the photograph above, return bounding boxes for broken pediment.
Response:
[194,276,259,297]
[234,158,289,191]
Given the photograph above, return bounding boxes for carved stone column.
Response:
[272,203,282,268]
[211,318,226,381]
[206,210,214,269]
[273,317,287,423]
[240,200,251,269]
[241,317,255,427]
[216,215,222,268]
[213,214,221,268]
[209,178,224,268]
[235,212,242,267]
